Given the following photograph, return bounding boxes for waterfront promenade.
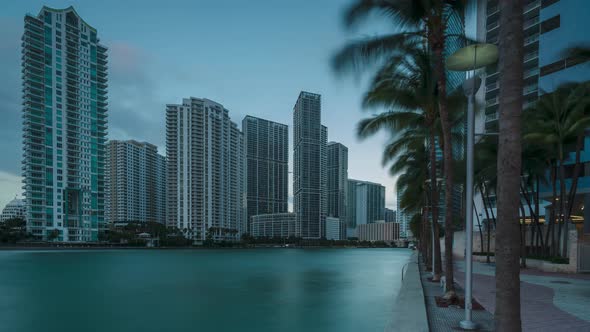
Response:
[398,253,590,331]
[454,260,590,331]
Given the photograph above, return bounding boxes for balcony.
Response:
[524,34,539,46]
[524,51,538,62]
[486,97,499,107]
[524,16,539,30]
[487,20,499,31]
[523,83,538,95]
[485,113,498,123]
[524,0,541,13]
[487,5,499,17]
[486,81,499,92]
[524,67,539,79]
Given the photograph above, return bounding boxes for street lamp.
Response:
[447,43,498,331]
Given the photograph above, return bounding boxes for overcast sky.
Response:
[0,0,400,211]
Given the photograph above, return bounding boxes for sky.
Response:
[0,0,400,211]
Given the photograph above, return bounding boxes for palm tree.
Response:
[356,45,444,278]
[333,0,467,297]
[524,82,590,257]
[495,0,525,330]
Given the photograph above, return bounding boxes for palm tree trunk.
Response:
[495,0,524,330]
[519,199,527,268]
[535,175,542,254]
[480,184,493,263]
[557,152,566,257]
[429,7,454,296]
[563,134,583,256]
[547,165,558,256]
[474,199,485,253]
[521,183,544,250]
[429,130,442,280]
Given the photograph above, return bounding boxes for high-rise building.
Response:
[484,0,542,132]
[22,7,108,241]
[166,98,245,242]
[327,142,348,222]
[385,208,396,223]
[1,198,26,222]
[293,91,327,239]
[347,179,385,237]
[242,116,288,231]
[396,187,412,238]
[105,140,166,224]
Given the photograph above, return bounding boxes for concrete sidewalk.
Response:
[454,259,590,331]
[421,260,495,331]
[386,252,429,332]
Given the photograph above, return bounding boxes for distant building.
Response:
[293,91,327,239]
[325,217,345,240]
[385,208,396,223]
[346,179,385,237]
[242,116,289,231]
[22,6,108,242]
[1,198,26,222]
[396,188,412,238]
[327,142,348,223]
[166,98,245,242]
[105,140,166,224]
[358,221,400,243]
[250,213,296,238]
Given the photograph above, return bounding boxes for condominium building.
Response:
[484,0,542,132]
[250,212,296,238]
[396,187,412,238]
[347,179,385,237]
[105,140,166,224]
[166,98,245,242]
[1,198,26,222]
[358,221,400,243]
[327,142,348,222]
[242,116,289,231]
[293,91,327,239]
[22,6,108,241]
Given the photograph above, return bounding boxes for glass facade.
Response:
[22,7,107,241]
[293,91,327,239]
[242,116,289,232]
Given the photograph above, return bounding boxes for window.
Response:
[541,15,560,34]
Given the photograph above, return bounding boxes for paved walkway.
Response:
[454,259,590,331]
[421,260,495,331]
[386,253,429,332]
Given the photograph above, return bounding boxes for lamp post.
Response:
[447,43,498,330]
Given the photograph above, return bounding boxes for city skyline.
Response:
[0,1,399,211]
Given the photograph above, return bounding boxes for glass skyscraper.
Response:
[327,142,348,221]
[347,179,385,237]
[242,116,289,231]
[293,91,327,239]
[22,7,108,241]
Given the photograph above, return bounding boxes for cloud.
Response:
[106,41,166,152]
[0,19,24,176]
[0,171,23,211]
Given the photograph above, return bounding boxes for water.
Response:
[0,248,410,332]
